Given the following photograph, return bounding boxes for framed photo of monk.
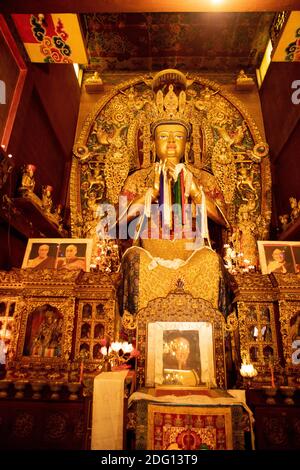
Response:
[257,241,299,275]
[146,321,216,388]
[21,238,93,271]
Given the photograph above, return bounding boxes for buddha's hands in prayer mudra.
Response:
[123,122,228,229]
[113,122,228,239]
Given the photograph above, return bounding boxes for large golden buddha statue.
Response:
[72,68,271,315]
[118,74,230,316]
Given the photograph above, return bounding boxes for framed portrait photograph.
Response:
[146,321,216,388]
[22,238,93,272]
[257,241,300,275]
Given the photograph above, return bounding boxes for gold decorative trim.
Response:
[9,297,74,365]
[279,300,300,367]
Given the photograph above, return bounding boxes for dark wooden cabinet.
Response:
[246,389,300,450]
[254,406,300,450]
[0,398,91,449]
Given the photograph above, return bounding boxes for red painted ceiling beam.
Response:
[0,0,299,14]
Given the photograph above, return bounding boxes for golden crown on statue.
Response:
[150,69,192,137]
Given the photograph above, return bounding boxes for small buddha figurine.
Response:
[85,71,103,93]
[42,185,53,213]
[279,214,290,231]
[86,71,102,84]
[55,204,64,229]
[19,164,36,194]
[236,70,255,91]
[289,197,299,223]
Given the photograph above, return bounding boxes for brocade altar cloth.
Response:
[129,389,254,450]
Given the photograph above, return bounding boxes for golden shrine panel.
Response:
[135,288,226,389]
[75,299,116,364]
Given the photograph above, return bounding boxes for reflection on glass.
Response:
[263,346,273,359]
[94,323,104,338]
[249,325,259,341]
[8,303,15,316]
[82,303,92,319]
[81,323,91,339]
[248,306,257,322]
[290,312,300,341]
[250,346,259,362]
[93,343,102,359]
[261,307,270,322]
[96,303,105,318]
[162,330,201,386]
[0,302,6,315]
[261,325,272,341]
[79,343,90,359]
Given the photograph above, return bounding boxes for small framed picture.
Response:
[22,238,93,272]
[257,241,300,275]
[146,321,216,388]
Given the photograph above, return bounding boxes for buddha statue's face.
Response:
[155,123,187,163]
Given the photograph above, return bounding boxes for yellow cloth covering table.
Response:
[91,370,128,450]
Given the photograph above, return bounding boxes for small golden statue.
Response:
[289,196,299,223]
[19,163,36,195]
[235,70,255,91]
[54,204,64,229]
[85,71,103,94]
[279,214,290,232]
[42,185,53,213]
